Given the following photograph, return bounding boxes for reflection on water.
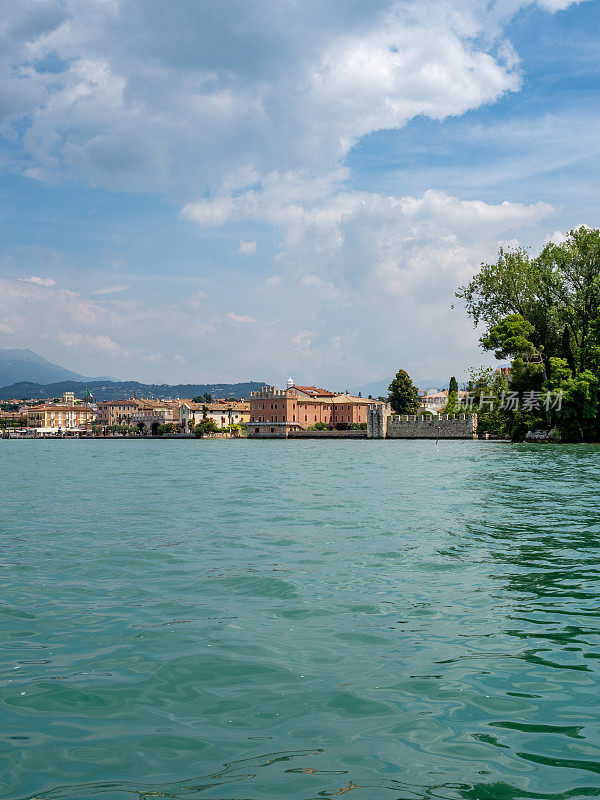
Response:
[2,440,600,800]
[26,747,600,800]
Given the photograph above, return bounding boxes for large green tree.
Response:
[388,369,420,415]
[456,227,600,441]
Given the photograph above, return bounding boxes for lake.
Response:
[2,439,600,800]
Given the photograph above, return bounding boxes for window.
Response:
[314,415,317,421]
[270,427,275,433]
[304,414,307,422]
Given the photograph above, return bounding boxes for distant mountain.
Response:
[350,377,392,398]
[0,379,266,402]
[0,348,92,388]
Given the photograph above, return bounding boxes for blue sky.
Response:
[0,0,598,389]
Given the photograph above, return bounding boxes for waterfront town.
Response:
[0,379,475,438]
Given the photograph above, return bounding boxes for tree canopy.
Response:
[388,369,420,415]
[456,227,600,441]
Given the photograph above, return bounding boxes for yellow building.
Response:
[27,404,95,433]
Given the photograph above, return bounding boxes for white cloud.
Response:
[92,334,123,355]
[545,230,568,245]
[94,284,129,295]
[0,0,582,386]
[0,0,579,199]
[181,197,233,225]
[536,0,587,9]
[238,239,257,255]
[20,275,55,286]
[226,312,257,324]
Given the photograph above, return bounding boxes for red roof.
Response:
[293,385,337,397]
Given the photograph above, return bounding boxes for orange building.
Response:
[248,382,387,437]
[97,399,140,426]
[27,404,95,433]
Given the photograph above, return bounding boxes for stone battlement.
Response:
[367,406,477,439]
[249,386,287,398]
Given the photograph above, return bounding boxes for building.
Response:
[131,401,178,435]
[0,409,25,426]
[179,400,251,431]
[26,404,95,433]
[248,381,389,437]
[419,389,469,415]
[96,400,140,427]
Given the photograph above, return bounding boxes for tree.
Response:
[465,366,510,437]
[456,246,562,369]
[157,423,178,436]
[194,419,218,437]
[548,358,600,442]
[443,376,460,415]
[456,228,600,441]
[388,369,420,415]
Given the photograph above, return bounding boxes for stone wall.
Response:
[367,405,387,438]
[385,413,477,439]
[288,430,367,439]
[247,423,288,438]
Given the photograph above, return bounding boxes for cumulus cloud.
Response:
[20,275,55,286]
[238,240,257,255]
[0,182,555,385]
[94,284,129,295]
[536,0,587,9]
[226,312,257,324]
[0,0,580,199]
[0,0,581,385]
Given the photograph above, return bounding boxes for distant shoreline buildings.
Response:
[1,379,481,440]
[248,379,390,437]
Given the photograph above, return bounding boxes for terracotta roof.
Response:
[27,405,93,412]
[180,401,202,410]
[205,401,250,412]
[332,394,377,404]
[293,386,337,397]
[97,400,138,407]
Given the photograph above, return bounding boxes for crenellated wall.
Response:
[367,406,477,439]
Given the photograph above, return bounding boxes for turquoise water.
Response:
[2,440,600,800]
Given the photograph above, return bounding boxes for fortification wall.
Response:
[288,430,367,439]
[385,413,477,439]
[367,405,387,438]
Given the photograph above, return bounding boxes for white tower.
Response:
[286,377,295,389]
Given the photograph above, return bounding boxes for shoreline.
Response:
[2,434,514,442]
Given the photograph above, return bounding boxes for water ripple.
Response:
[2,440,600,800]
